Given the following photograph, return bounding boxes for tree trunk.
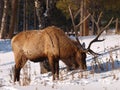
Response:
[83,0,89,36]
[0,0,9,39]
[9,0,18,38]
[80,0,84,36]
[0,0,4,29]
[23,0,27,30]
[115,18,118,34]
[14,0,20,34]
[34,6,37,29]
[35,0,51,74]
[83,19,89,36]
[91,13,94,35]
[35,0,46,29]
[80,0,89,36]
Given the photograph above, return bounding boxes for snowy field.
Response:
[1,32,120,90]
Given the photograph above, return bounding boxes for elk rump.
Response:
[11,26,87,82]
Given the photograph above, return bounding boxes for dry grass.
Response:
[109,49,115,69]
[88,46,120,80]
[9,66,14,83]
[21,62,31,86]
[6,46,120,87]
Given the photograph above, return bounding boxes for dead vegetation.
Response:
[6,44,120,87]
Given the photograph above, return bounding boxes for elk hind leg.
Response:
[14,54,27,82]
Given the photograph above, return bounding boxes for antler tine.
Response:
[87,17,113,56]
[88,16,113,50]
[87,37,105,51]
[88,49,101,56]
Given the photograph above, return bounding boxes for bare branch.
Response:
[97,12,103,25]
[101,17,114,31]
[96,17,114,39]
[91,12,103,33]
[91,12,102,25]
[76,13,91,28]
[68,6,78,33]
[68,6,83,48]
[74,8,81,19]
[68,6,75,28]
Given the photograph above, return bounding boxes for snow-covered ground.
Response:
[1,33,120,90]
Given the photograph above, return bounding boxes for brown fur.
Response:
[11,26,87,82]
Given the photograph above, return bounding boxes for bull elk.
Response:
[12,26,87,82]
[12,8,113,82]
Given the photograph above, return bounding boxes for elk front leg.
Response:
[55,60,59,80]
[48,57,56,80]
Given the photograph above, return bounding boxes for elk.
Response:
[12,7,113,82]
[12,26,87,82]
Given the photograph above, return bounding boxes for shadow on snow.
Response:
[0,39,12,53]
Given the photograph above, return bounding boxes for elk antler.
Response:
[69,6,113,56]
[87,13,113,56]
[68,6,90,49]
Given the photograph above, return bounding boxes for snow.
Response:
[1,33,120,90]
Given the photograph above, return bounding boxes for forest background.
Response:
[0,0,120,39]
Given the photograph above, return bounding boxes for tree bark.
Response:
[80,0,84,36]
[80,0,89,36]
[9,0,18,38]
[23,0,27,31]
[0,0,9,39]
[115,18,118,34]
[14,0,20,34]
[35,0,46,29]
[0,0,4,29]
[34,6,37,29]
[83,0,89,36]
